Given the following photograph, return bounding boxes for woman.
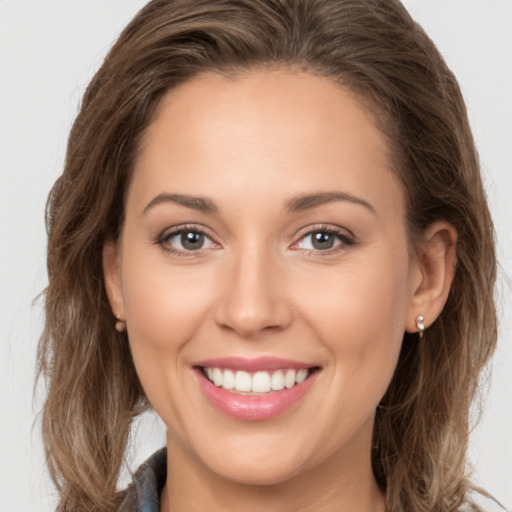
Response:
[37,0,505,511]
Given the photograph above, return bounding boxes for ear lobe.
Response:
[405,221,457,334]
[102,240,125,319]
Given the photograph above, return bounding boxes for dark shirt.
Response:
[118,449,167,512]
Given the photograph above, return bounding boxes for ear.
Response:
[405,221,457,334]
[102,240,125,320]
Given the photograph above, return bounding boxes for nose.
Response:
[214,246,293,338]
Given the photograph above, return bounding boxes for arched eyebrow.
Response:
[143,193,218,214]
[143,191,376,216]
[285,192,377,215]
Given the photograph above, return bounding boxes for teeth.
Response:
[235,371,252,392]
[212,367,223,386]
[284,369,296,388]
[296,369,308,383]
[203,367,312,393]
[223,369,235,390]
[271,370,285,391]
[252,371,271,393]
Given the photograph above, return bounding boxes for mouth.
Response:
[199,366,319,395]
[193,358,321,421]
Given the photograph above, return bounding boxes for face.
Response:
[105,70,423,487]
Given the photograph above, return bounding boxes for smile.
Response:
[202,367,312,394]
[194,357,321,421]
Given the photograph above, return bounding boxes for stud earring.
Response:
[115,314,126,332]
[416,315,425,338]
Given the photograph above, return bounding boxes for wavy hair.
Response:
[37,0,497,510]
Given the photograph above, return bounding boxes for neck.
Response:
[160,430,385,512]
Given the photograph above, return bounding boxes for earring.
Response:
[115,314,126,332]
[416,315,425,338]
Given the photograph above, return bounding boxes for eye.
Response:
[158,227,217,254]
[294,227,355,252]
[299,230,341,251]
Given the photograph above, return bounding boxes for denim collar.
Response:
[118,448,167,512]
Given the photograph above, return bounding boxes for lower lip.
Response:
[196,370,318,421]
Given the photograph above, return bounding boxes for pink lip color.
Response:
[194,362,318,421]
[194,356,313,372]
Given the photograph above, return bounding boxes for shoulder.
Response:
[117,448,167,512]
[458,489,510,512]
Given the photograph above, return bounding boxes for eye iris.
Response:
[181,231,204,250]
[312,231,335,250]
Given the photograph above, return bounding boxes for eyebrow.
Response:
[285,192,377,215]
[143,191,376,216]
[143,193,218,214]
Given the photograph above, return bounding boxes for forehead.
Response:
[130,69,403,219]
[145,69,390,157]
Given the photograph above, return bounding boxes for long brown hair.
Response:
[37,0,497,510]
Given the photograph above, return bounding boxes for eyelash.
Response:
[156,224,217,257]
[292,224,356,254]
[156,224,355,257]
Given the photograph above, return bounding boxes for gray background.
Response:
[1,1,511,510]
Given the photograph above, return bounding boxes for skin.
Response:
[104,69,457,512]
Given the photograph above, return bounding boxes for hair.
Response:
[37,0,497,510]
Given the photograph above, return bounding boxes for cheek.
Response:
[295,243,411,394]
[122,252,212,349]
[121,261,222,441]
[119,247,216,405]
[302,254,409,340]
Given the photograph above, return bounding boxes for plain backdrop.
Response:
[1,1,511,511]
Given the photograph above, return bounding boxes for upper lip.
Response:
[194,356,317,372]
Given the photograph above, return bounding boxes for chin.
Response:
[208,456,307,487]
[193,434,315,487]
